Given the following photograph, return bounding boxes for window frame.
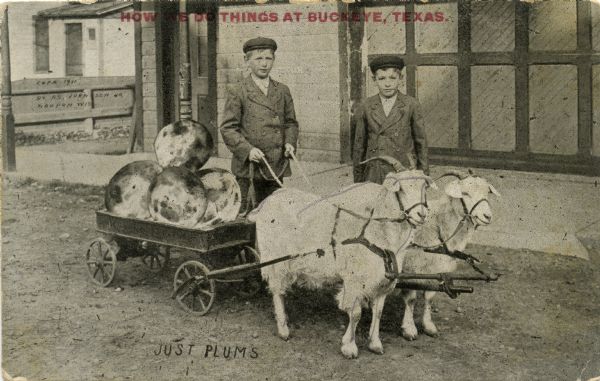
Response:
[33,17,50,73]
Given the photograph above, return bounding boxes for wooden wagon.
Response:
[87,211,498,316]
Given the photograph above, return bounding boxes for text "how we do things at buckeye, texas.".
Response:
[120,10,448,23]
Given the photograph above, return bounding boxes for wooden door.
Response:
[65,23,83,76]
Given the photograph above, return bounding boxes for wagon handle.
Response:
[171,248,326,300]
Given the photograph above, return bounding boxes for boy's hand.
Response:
[249,147,265,162]
[284,143,295,158]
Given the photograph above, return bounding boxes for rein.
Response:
[257,157,288,185]
[410,194,494,279]
[411,195,487,251]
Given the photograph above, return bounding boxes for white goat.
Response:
[398,172,500,340]
[249,158,435,359]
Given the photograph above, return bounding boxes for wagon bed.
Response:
[95,210,255,253]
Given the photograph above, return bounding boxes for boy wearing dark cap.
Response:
[352,55,429,184]
[220,37,299,212]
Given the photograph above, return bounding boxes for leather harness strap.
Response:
[337,204,406,280]
[341,236,399,278]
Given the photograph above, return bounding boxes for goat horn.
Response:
[439,170,470,180]
[360,156,406,172]
[406,154,416,170]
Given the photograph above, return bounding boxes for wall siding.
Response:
[471,65,515,152]
[529,65,578,155]
[592,65,600,157]
[140,1,158,151]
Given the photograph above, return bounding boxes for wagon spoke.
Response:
[196,295,206,311]
[190,295,197,310]
[93,266,100,279]
[103,251,114,262]
[184,267,192,279]
[98,264,108,280]
[198,288,213,299]
[87,260,97,265]
[177,287,193,302]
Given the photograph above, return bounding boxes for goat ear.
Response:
[382,176,400,193]
[488,184,501,197]
[444,180,462,198]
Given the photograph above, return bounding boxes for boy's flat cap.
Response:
[243,37,278,53]
[369,55,405,73]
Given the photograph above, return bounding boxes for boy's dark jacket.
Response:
[220,76,298,179]
[352,92,429,184]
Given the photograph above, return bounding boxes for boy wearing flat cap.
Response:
[220,37,298,212]
[352,55,429,184]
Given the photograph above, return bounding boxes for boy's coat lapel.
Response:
[380,95,406,133]
[369,97,386,132]
[244,76,282,113]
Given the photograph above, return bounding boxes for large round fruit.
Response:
[148,167,208,228]
[104,161,162,219]
[154,120,214,174]
[197,167,242,222]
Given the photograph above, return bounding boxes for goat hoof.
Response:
[341,342,359,359]
[368,341,384,355]
[424,327,439,337]
[401,326,418,341]
[277,325,290,341]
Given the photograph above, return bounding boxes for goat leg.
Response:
[341,298,361,359]
[401,289,419,341]
[422,290,439,337]
[272,293,290,341]
[367,294,387,354]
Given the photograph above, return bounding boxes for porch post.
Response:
[178,0,192,121]
[1,6,16,172]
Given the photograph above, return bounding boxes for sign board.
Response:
[11,76,135,125]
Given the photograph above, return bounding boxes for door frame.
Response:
[65,22,84,76]
[188,2,218,155]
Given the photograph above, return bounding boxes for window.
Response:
[34,18,49,72]
[88,28,96,41]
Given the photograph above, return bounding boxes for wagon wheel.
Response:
[86,238,117,287]
[142,245,170,273]
[173,260,216,315]
[233,246,262,298]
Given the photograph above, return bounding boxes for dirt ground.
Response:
[2,177,600,381]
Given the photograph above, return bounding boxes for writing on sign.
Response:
[34,78,82,88]
[94,89,134,109]
[34,92,92,111]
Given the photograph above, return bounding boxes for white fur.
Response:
[248,170,432,358]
